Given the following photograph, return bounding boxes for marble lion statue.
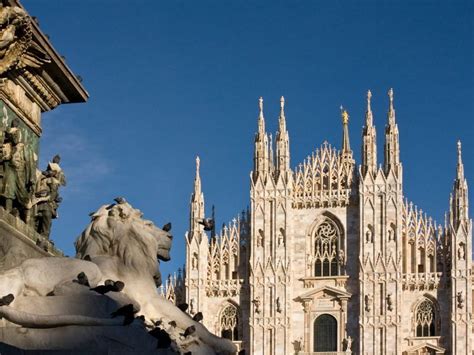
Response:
[0,200,236,354]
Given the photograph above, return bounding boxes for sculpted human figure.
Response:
[344,336,353,352]
[33,155,65,238]
[364,294,372,312]
[252,297,261,314]
[0,119,35,214]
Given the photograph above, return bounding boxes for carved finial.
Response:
[280,96,285,109]
[367,90,372,111]
[388,88,394,107]
[259,97,263,114]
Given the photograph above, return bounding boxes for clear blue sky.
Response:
[23,1,473,277]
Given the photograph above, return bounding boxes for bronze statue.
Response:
[0,119,35,214]
[33,155,65,238]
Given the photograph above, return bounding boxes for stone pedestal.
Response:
[0,294,163,353]
[0,207,62,270]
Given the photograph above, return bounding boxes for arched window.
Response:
[313,314,337,352]
[220,303,240,341]
[314,219,340,277]
[415,299,436,337]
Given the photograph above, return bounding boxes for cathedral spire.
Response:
[362,90,377,176]
[278,96,286,132]
[190,156,205,237]
[388,87,396,124]
[276,96,290,176]
[457,140,464,181]
[366,89,373,126]
[383,88,401,175]
[253,97,269,181]
[450,140,469,230]
[340,106,351,153]
[192,156,201,201]
[258,96,265,136]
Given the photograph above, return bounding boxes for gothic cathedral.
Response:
[179,90,472,355]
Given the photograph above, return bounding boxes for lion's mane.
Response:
[74,202,161,277]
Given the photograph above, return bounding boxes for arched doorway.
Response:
[313,314,337,352]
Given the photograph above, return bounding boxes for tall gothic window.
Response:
[415,299,436,337]
[313,314,337,352]
[314,219,340,277]
[220,304,240,341]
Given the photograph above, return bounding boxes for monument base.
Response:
[0,207,62,270]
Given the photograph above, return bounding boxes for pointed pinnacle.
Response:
[457,140,464,180]
[365,90,373,127]
[195,156,200,175]
[257,97,265,135]
[388,88,395,124]
[278,96,286,133]
[457,140,462,164]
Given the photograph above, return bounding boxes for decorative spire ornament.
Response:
[340,106,351,153]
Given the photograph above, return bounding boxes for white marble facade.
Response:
[179,91,472,355]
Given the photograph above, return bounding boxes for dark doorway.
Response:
[313,314,337,352]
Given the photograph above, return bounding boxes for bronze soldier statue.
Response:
[34,155,65,238]
[0,119,35,216]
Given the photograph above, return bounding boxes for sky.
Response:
[22,0,473,278]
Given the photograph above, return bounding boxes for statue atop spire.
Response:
[340,105,349,125]
[362,90,377,176]
[340,106,351,154]
[457,140,463,167]
[253,96,269,180]
[257,96,265,135]
[388,88,396,124]
[278,96,286,131]
[367,89,372,111]
[275,95,290,178]
[192,155,202,200]
[450,140,469,231]
[196,156,200,177]
[384,88,400,175]
[456,140,465,186]
[365,89,374,127]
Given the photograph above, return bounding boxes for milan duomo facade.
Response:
[166,90,473,354]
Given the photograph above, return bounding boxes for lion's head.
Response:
[74,200,172,282]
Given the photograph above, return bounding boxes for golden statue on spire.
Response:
[340,105,349,124]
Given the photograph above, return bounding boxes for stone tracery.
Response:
[313,218,341,277]
[219,303,240,341]
[415,298,437,337]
